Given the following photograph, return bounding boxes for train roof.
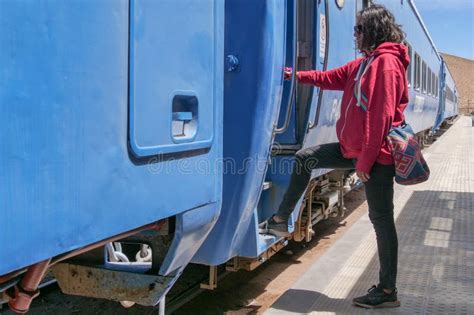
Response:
[409,0,457,91]
[408,0,442,62]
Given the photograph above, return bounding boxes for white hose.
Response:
[106,243,130,263]
[113,242,122,252]
[106,243,119,262]
[115,251,129,263]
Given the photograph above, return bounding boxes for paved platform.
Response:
[266,116,474,315]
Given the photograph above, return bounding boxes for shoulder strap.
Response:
[355,56,375,112]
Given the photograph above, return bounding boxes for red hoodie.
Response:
[297,42,410,174]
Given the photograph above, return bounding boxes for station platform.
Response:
[266,116,473,314]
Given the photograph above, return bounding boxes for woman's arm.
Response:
[285,61,352,90]
[296,65,349,91]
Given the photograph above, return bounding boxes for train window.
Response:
[430,70,434,95]
[414,53,421,90]
[428,71,432,95]
[427,69,432,95]
[437,77,439,97]
[422,61,427,94]
[446,87,454,102]
[405,42,412,86]
[431,72,435,97]
[436,76,438,97]
[431,71,434,95]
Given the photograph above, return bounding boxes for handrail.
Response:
[308,0,329,130]
[275,0,298,134]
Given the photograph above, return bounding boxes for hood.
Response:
[371,42,410,69]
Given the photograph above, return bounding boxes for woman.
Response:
[265,5,408,309]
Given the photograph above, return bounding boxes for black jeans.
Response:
[276,142,398,290]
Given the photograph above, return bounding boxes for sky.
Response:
[414,0,474,60]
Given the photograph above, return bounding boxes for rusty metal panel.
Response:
[52,263,176,306]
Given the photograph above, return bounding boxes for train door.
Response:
[255,0,325,239]
[260,0,358,241]
[273,0,320,149]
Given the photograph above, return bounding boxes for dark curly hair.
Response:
[358,5,406,54]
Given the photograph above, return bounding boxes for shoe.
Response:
[258,216,290,238]
[352,285,400,309]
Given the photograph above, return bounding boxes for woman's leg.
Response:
[275,142,355,221]
[364,163,397,290]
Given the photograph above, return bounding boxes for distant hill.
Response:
[441,53,474,114]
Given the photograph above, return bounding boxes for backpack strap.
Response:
[354,56,374,112]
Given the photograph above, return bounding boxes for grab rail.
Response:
[275,0,298,134]
[308,0,329,130]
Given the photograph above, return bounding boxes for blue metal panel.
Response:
[129,0,216,156]
[0,0,224,277]
[192,0,287,265]
[160,202,221,275]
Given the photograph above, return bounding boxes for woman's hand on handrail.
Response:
[284,67,293,80]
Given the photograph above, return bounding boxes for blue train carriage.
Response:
[193,0,363,278]
[441,65,459,124]
[193,0,455,286]
[0,0,224,312]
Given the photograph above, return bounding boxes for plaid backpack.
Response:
[386,122,430,185]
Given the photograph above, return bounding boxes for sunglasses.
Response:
[354,25,363,34]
